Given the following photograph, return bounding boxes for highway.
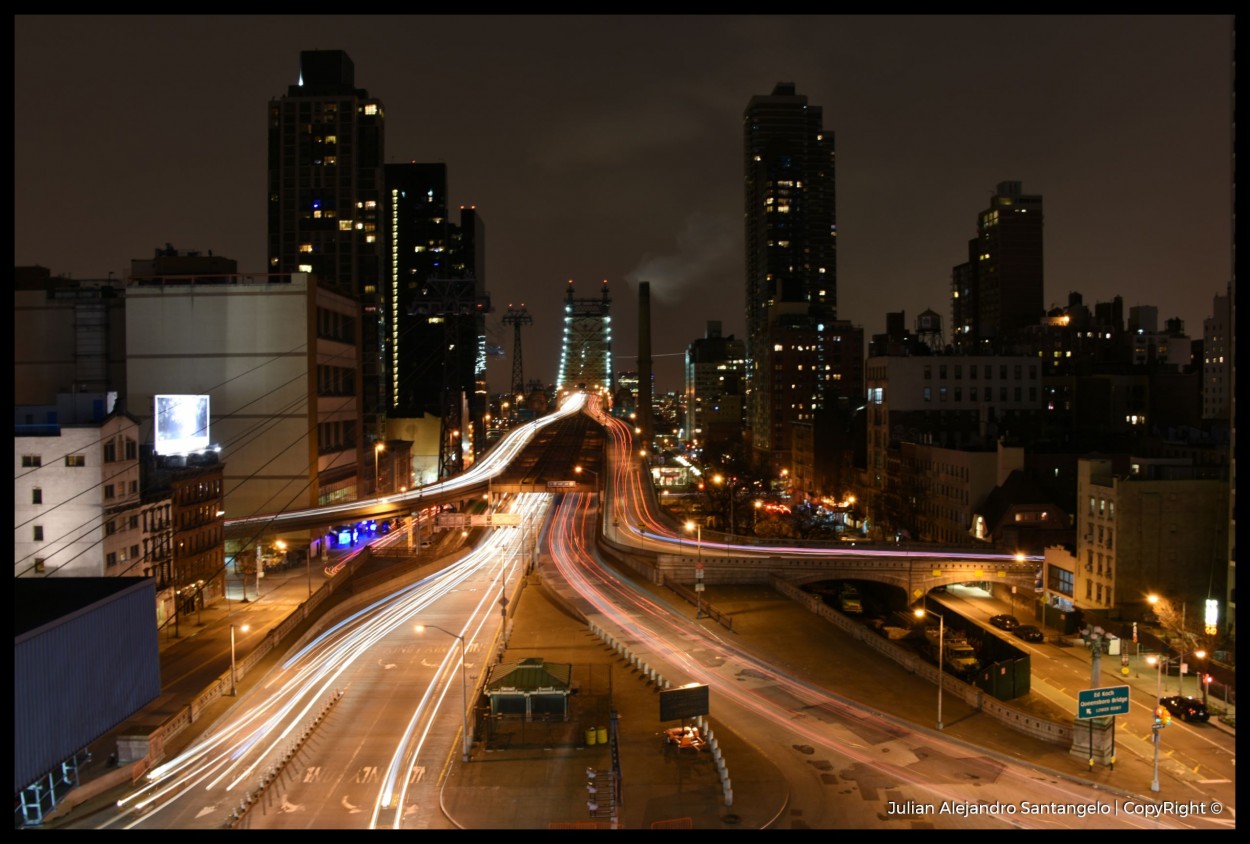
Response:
[90,391,1233,829]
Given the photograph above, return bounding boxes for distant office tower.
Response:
[684,321,747,449]
[268,49,386,482]
[950,181,1044,350]
[743,82,837,473]
[383,163,490,476]
[557,280,613,395]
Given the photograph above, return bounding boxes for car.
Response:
[1013,624,1044,643]
[1159,695,1209,723]
[989,614,1020,631]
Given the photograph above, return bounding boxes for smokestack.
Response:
[638,282,653,453]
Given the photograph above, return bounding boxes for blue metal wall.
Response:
[14,579,161,794]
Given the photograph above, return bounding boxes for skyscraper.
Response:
[743,82,837,473]
[384,162,490,478]
[268,50,385,494]
[950,181,1044,350]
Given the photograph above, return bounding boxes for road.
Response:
[79,391,1232,830]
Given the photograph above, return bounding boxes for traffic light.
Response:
[1154,705,1172,727]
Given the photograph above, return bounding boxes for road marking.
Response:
[303,766,321,782]
[408,766,426,784]
[356,765,380,783]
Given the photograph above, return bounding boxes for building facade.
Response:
[743,82,837,472]
[15,268,127,406]
[1077,456,1229,620]
[684,321,747,449]
[1203,285,1232,422]
[864,354,1042,539]
[15,409,141,578]
[124,272,360,524]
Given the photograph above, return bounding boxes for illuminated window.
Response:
[299,243,314,253]
[339,220,353,231]
[65,455,85,467]
[298,263,313,273]
[363,103,379,115]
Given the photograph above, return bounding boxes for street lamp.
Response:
[1146,653,1164,792]
[1148,593,1188,695]
[1193,650,1208,704]
[415,623,470,762]
[914,606,944,730]
[712,474,737,536]
[230,623,250,696]
[685,520,703,619]
[375,442,386,496]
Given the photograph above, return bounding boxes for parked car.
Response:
[1159,695,1209,723]
[989,614,1020,631]
[1013,625,1044,643]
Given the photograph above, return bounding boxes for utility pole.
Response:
[502,305,533,398]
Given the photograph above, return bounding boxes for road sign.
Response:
[1077,685,1130,719]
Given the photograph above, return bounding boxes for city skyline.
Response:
[15,15,1234,394]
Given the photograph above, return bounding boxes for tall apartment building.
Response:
[268,49,385,478]
[1203,285,1232,421]
[743,82,837,473]
[684,321,747,449]
[951,181,1044,350]
[383,162,490,479]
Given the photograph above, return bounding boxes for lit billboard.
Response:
[154,394,210,455]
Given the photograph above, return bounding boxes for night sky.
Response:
[15,15,1234,395]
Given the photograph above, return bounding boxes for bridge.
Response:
[225,391,1040,599]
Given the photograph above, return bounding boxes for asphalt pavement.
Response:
[41,544,1234,830]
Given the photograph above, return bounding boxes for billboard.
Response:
[659,683,709,721]
[154,394,210,455]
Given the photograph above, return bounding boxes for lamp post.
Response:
[1193,650,1207,704]
[1146,653,1164,792]
[415,623,470,762]
[1148,593,1188,695]
[914,607,944,730]
[230,623,249,696]
[375,442,386,496]
[686,521,703,619]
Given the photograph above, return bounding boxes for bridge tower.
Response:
[557,280,613,395]
[502,304,533,397]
